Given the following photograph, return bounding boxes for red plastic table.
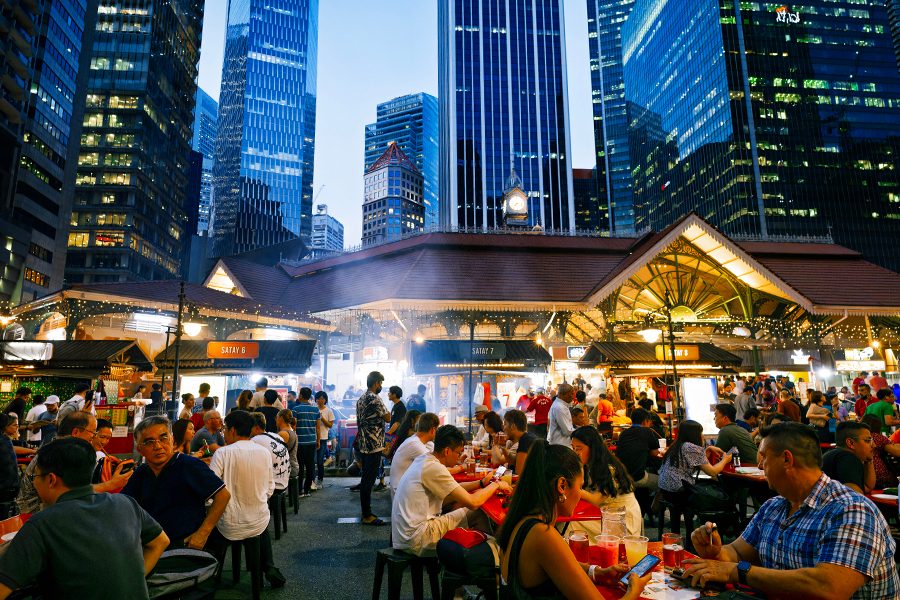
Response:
[480,494,602,527]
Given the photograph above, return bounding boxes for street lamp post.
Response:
[171,281,186,405]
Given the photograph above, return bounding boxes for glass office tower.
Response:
[438,0,575,231]
[66,0,203,284]
[586,0,634,233]
[211,0,319,257]
[623,0,900,270]
[191,87,218,235]
[365,93,439,229]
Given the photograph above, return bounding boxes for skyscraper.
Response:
[0,0,97,305]
[191,87,217,235]
[365,93,439,229]
[623,0,900,271]
[438,0,575,231]
[309,203,344,258]
[211,0,319,257]
[572,168,602,231]
[586,0,634,233]
[66,0,203,285]
[363,142,425,246]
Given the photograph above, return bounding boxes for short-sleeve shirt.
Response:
[616,425,660,480]
[356,391,389,454]
[318,406,334,440]
[25,404,44,442]
[0,438,19,493]
[389,436,433,494]
[406,394,426,413]
[822,448,865,491]
[190,411,206,431]
[525,395,552,425]
[190,427,225,453]
[777,399,801,422]
[391,453,461,553]
[864,401,895,434]
[37,411,57,446]
[658,442,708,492]
[121,453,225,543]
[390,401,408,429]
[255,405,280,433]
[741,474,898,599]
[252,432,291,491]
[714,423,759,465]
[0,486,163,599]
[870,432,896,489]
[516,432,537,456]
[291,403,320,446]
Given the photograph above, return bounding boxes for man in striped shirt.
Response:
[290,387,320,497]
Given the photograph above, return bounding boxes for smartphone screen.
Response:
[492,465,507,481]
[619,554,661,587]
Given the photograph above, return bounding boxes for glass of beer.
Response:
[567,532,590,563]
[466,459,476,475]
[662,533,684,569]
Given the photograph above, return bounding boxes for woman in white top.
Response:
[569,426,642,537]
[805,390,831,428]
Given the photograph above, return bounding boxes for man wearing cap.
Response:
[33,396,60,446]
[472,405,490,444]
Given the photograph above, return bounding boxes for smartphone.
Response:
[492,465,507,481]
[119,461,135,474]
[619,554,661,587]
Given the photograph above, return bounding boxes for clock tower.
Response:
[502,161,529,227]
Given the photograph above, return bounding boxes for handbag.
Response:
[684,471,733,512]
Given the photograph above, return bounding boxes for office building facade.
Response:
[438,0,575,231]
[211,0,319,257]
[0,0,97,305]
[572,168,603,231]
[363,142,424,246]
[309,203,343,258]
[66,0,203,284]
[191,87,217,235]
[365,93,439,229]
[586,0,634,233]
[623,0,900,270]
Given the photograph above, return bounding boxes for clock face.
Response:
[508,195,526,212]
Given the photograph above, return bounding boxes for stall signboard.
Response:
[655,344,700,362]
[836,360,885,372]
[567,346,588,360]
[207,341,259,359]
[459,342,507,361]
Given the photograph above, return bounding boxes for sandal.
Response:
[361,517,386,526]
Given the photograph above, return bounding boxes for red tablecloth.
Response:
[481,495,602,526]
[720,469,767,485]
[868,490,899,508]
[453,472,484,483]
[16,456,33,466]
[594,541,692,599]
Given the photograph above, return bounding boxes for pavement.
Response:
[214,476,396,600]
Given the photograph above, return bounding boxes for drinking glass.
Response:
[623,535,649,567]
[567,531,590,563]
[662,533,684,569]
[593,534,620,568]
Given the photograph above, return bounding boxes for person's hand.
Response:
[690,522,722,559]
[183,529,210,550]
[495,480,512,494]
[109,461,134,487]
[682,558,737,588]
[592,563,627,586]
[481,472,493,488]
[621,569,654,600]
[191,450,205,458]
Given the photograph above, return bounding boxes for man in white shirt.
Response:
[210,410,285,588]
[249,377,284,410]
[24,396,46,446]
[391,425,511,556]
[389,413,440,497]
[472,404,490,444]
[547,383,575,447]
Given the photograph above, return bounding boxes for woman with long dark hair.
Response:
[499,440,650,599]
[172,418,205,458]
[388,409,421,460]
[570,426,641,536]
[658,420,731,498]
[230,389,253,414]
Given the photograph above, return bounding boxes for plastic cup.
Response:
[623,535,649,567]
[594,534,620,568]
[567,532,590,563]
[658,438,667,451]
[662,533,684,569]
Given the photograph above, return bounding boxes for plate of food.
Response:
[871,493,898,500]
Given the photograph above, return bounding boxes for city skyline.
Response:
[197,0,596,246]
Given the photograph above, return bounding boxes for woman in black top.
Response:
[498,440,650,599]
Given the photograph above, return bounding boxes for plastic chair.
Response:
[371,547,440,600]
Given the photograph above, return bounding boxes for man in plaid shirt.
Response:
[683,422,898,599]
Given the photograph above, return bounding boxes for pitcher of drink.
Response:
[600,506,627,539]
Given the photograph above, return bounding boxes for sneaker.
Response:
[300,492,311,498]
[315,479,324,489]
[349,484,361,492]
[310,481,319,491]
[373,482,387,492]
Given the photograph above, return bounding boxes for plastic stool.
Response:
[214,535,262,600]
[372,547,440,600]
[268,490,287,539]
[288,475,300,514]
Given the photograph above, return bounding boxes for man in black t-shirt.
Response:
[254,389,281,434]
[379,386,406,491]
[615,408,662,491]
[822,421,875,494]
[501,410,537,474]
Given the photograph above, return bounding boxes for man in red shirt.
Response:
[516,389,534,412]
[869,371,889,393]
[854,384,877,418]
[525,388,552,439]
[776,390,801,422]
[852,372,867,397]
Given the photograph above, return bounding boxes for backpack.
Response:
[436,528,500,581]
[146,549,218,599]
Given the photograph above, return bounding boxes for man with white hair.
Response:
[190,410,224,454]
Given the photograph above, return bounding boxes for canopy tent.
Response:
[0,340,153,376]
[411,340,552,374]
[577,341,742,377]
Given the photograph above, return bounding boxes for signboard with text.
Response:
[457,342,507,361]
[655,344,700,362]
[207,341,259,359]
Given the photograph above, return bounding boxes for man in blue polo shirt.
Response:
[0,437,169,599]
[291,387,320,497]
[122,416,231,553]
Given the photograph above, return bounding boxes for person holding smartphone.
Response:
[498,439,651,599]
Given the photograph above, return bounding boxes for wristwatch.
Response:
[737,560,752,585]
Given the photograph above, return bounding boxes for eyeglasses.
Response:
[139,434,171,448]
[28,471,48,483]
